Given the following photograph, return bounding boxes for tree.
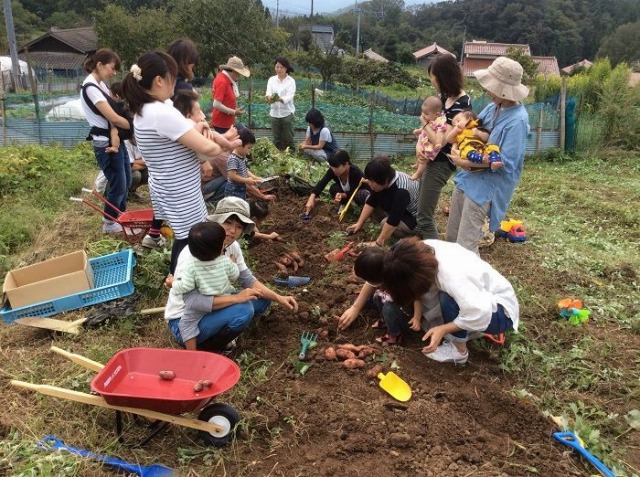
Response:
[506,47,538,84]
[95,5,177,67]
[292,45,343,86]
[597,22,640,66]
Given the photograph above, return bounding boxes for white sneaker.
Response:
[141,234,167,249]
[102,222,123,234]
[424,341,469,364]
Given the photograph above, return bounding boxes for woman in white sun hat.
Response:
[446,56,530,255]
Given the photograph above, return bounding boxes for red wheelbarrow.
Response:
[71,188,155,244]
[11,346,241,447]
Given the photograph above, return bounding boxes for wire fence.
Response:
[0,77,574,154]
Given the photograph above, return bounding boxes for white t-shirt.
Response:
[80,74,110,140]
[134,101,206,239]
[422,239,520,332]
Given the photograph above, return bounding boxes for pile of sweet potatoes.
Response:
[321,343,384,377]
[274,251,304,276]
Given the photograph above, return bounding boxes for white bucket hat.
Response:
[219,56,250,77]
[207,197,255,235]
[474,57,529,102]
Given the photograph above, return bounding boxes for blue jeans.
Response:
[168,297,271,346]
[94,144,131,220]
[439,291,513,341]
[202,175,227,203]
[376,295,413,337]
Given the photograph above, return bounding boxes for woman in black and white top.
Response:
[122,51,228,274]
[80,49,131,233]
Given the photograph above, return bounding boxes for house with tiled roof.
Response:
[532,56,560,78]
[462,40,558,78]
[561,59,593,75]
[413,42,455,68]
[19,27,96,71]
[363,48,389,63]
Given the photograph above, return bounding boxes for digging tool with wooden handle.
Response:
[338,178,364,223]
[15,317,86,334]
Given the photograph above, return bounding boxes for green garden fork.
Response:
[298,331,318,360]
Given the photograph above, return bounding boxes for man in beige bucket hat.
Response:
[445,56,530,255]
[211,56,250,133]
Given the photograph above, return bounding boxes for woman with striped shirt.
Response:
[122,51,228,274]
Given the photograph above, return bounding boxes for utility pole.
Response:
[3,0,22,91]
[310,0,313,18]
[355,8,362,57]
[275,0,279,28]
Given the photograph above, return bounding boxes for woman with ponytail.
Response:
[122,51,227,275]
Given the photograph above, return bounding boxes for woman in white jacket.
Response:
[338,237,519,364]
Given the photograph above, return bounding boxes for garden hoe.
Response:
[553,431,615,477]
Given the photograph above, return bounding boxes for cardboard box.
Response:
[2,250,94,309]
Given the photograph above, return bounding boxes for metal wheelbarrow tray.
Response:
[11,346,242,447]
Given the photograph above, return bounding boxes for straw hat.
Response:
[219,56,250,77]
[207,197,255,234]
[474,57,529,102]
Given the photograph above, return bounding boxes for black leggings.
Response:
[170,237,188,275]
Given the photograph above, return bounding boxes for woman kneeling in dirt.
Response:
[338,237,519,364]
[165,197,298,352]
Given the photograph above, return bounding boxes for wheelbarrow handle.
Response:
[50,346,104,372]
[552,432,615,477]
[81,187,94,194]
[69,197,84,202]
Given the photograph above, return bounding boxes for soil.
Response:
[214,186,586,476]
[0,183,606,476]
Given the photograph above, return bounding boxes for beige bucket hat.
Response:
[474,57,529,102]
[219,56,250,77]
[207,197,255,235]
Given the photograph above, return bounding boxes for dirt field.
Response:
[0,184,623,476]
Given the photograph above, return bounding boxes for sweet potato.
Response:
[201,380,213,389]
[324,347,337,360]
[279,256,292,266]
[337,343,363,353]
[366,364,383,378]
[158,370,175,381]
[193,381,204,392]
[291,260,299,272]
[290,251,305,267]
[274,262,288,275]
[336,348,356,360]
[342,358,366,369]
[358,346,376,358]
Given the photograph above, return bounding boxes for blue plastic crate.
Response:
[1,249,136,324]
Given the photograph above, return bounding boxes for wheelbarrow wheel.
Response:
[198,403,240,447]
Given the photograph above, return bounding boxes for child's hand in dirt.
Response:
[263,194,277,202]
[265,232,280,241]
[346,223,361,235]
[409,315,422,331]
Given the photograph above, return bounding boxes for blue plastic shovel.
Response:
[37,435,174,476]
[552,431,615,477]
[274,276,311,287]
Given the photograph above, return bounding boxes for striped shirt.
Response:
[224,153,249,199]
[134,101,207,239]
[366,171,419,229]
[171,249,239,297]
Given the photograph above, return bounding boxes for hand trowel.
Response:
[377,372,412,402]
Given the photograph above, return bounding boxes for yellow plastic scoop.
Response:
[377,372,412,402]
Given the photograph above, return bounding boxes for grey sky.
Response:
[262,0,433,16]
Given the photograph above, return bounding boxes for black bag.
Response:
[285,174,314,196]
